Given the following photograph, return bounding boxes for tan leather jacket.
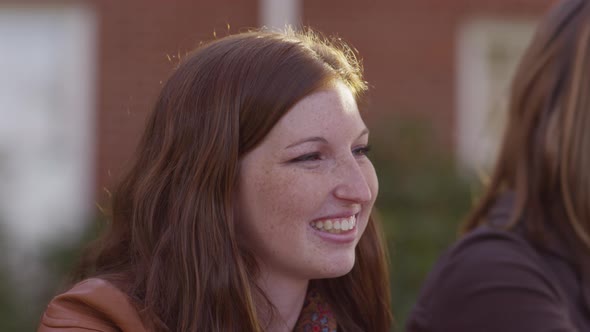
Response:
[38,278,338,331]
[38,278,147,332]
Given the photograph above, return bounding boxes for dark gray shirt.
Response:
[406,196,590,332]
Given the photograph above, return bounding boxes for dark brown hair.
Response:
[463,0,590,257]
[77,29,392,331]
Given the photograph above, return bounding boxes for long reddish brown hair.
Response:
[76,29,392,331]
[463,0,590,258]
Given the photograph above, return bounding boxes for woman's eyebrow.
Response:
[284,128,369,149]
[285,137,328,149]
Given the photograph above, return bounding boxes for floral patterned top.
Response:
[294,287,338,332]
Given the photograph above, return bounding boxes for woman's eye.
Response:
[291,153,322,163]
[353,145,371,157]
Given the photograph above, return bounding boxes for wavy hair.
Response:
[75,28,392,331]
[463,0,590,258]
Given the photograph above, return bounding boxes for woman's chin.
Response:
[312,253,356,279]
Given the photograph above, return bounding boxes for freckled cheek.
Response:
[255,169,324,223]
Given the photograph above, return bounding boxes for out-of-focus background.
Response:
[0,0,554,330]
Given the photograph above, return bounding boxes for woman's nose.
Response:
[333,159,373,203]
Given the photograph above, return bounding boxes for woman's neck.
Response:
[255,270,309,332]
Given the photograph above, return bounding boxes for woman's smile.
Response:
[310,214,357,233]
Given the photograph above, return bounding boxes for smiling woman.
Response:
[38,28,392,332]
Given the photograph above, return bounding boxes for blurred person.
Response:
[407,0,590,331]
[37,28,392,332]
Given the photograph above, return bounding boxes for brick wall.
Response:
[0,0,555,201]
[95,0,555,200]
[303,0,553,148]
[94,0,258,197]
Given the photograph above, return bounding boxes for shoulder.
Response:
[446,225,544,274]
[407,226,574,331]
[430,226,557,304]
[38,278,147,332]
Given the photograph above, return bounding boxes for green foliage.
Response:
[34,218,103,315]
[0,218,102,332]
[369,115,476,330]
[0,254,30,331]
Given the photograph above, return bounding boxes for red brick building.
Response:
[0,0,553,243]
[93,0,553,198]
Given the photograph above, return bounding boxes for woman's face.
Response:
[236,82,378,281]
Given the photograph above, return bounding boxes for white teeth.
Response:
[315,220,324,229]
[311,215,357,234]
[341,220,349,231]
[333,220,341,230]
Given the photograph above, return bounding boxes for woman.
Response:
[407,0,590,331]
[38,29,392,331]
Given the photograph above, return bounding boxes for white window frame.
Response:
[456,18,537,175]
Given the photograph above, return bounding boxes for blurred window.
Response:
[0,5,96,250]
[456,19,536,174]
[260,0,300,29]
